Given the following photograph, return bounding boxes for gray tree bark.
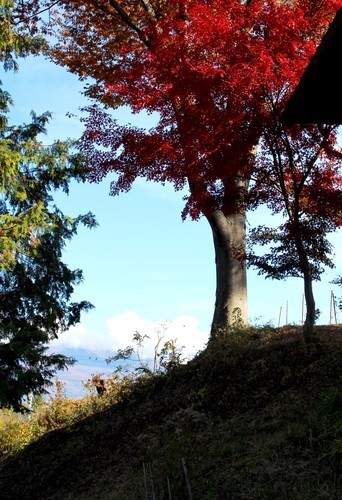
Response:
[303,271,316,343]
[207,209,248,334]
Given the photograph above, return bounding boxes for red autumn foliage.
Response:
[249,118,342,339]
[45,0,341,219]
[20,0,341,330]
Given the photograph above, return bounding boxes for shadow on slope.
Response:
[0,325,341,499]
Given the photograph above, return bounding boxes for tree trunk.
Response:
[295,237,317,344]
[207,209,248,335]
[302,269,317,344]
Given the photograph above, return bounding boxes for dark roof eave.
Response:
[282,8,342,125]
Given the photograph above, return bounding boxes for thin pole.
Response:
[167,476,172,500]
[143,463,149,500]
[286,301,288,325]
[332,291,338,324]
[278,306,282,328]
[181,458,194,500]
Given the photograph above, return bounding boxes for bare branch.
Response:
[13,0,60,25]
[107,0,152,48]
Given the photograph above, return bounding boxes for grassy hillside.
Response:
[0,325,341,499]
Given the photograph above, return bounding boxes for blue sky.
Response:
[1,55,341,395]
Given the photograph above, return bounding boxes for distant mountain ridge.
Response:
[51,348,116,399]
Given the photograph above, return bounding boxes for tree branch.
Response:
[140,0,156,18]
[13,0,60,25]
[107,0,152,48]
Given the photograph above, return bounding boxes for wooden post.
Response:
[181,458,194,500]
[278,306,282,328]
[286,301,288,325]
[332,291,338,324]
[167,476,172,500]
[143,463,149,500]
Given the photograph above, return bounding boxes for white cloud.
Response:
[50,311,209,361]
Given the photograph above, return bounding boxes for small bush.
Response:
[0,408,44,457]
[0,374,130,460]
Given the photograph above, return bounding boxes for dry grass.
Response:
[0,325,341,499]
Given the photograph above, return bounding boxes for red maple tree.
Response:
[249,117,342,342]
[24,0,341,333]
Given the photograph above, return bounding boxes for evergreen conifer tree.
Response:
[0,0,96,410]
